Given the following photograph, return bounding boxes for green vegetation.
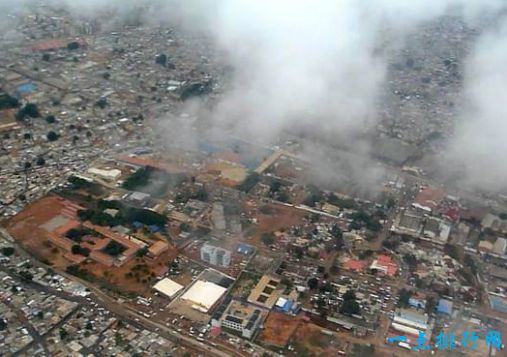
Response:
[260,232,275,246]
[136,246,148,257]
[236,172,260,193]
[78,209,118,226]
[179,80,213,101]
[397,288,412,308]
[66,227,100,242]
[327,193,357,209]
[155,53,167,66]
[403,253,418,271]
[348,210,382,232]
[67,41,80,50]
[103,240,126,256]
[179,222,191,232]
[425,296,437,314]
[1,247,15,257]
[45,114,56,124]
[0,92,19,110]
[444,243,460,261]
[59,327,68,340]
[46,130,59,141]
[122,166,184,197]
[71,244,90,257]
[340,289,361,315]
[66,265,94,281]
[16,103,40,120]
[351,344,375,357]
[303,185,324,207]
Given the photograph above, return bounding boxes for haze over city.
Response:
[0,1,507,356]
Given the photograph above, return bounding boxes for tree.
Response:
[340,299,361,315]
[23,133,31,140]
[42,53,50,61]
[19,270,33,282]
[36,157,45,166]
[136,246,148,257]
[307,277,319,290]
[16,103,40,120]
[340,290,361,315]
[261,233,274,246]
[155,53,167,66]
[236,172,260,193]
[46,131,59,142]
[67,41,80,50]
[45,115,56,124]
[499,213,507,220]
[444,243,460,261]
[403,254,418,271]
[179,222,191,232]
[1,247,15,256]
[397,288,412,307]
[71,244,81,255]
[59,327,68,340]
[0,93,19,110]
[425,296,437,315]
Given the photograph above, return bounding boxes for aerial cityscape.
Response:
[1,1,507,356]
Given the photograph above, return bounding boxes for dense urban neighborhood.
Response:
[1,2,507,357]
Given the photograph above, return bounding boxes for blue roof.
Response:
[237,243,254,255]
[17,82,35,94]
[437,299,453,314]
[490,295,507,314]
[132,221,143,228]
[148,225,161,233]
[409,298,426,309]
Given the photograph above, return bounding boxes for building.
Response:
[370,255,398,277]
[147,241,169,258]
[392,209,424,236]
[422,217,451,244]
[247,275,283,308]
[493,238,507,256]
[180,280,227,313]
[123,191,150,207]
[481,213,507,234]
[87,167,122,181]
[153,278,184,299]
[237,243,254,255]
[200,243,231,267]
[436,299,453,315]
[216,300,266,339]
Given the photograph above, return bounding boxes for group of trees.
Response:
[16,103,40,120]
[122,166,184,198]
[236,172,260,193]
[327,193,358,210]
[261,232,275,246]
[303,185,324,207]
[1,247,15,257]
[268,180,289,202]
[348,210,382,232]
[71,244,90,257]
[339,289,361,315]
[0,93,19,110]
[77,200,168,229]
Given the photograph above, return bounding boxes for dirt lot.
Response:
[291,323,348,356]
[244,202,305,249]
[4,195,78,263]
[257,311,301,348]
[83,244,178,295]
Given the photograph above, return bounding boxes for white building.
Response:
[201,243,231,267]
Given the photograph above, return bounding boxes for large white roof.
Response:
[180,280,227,312]
[153,278,184,298]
